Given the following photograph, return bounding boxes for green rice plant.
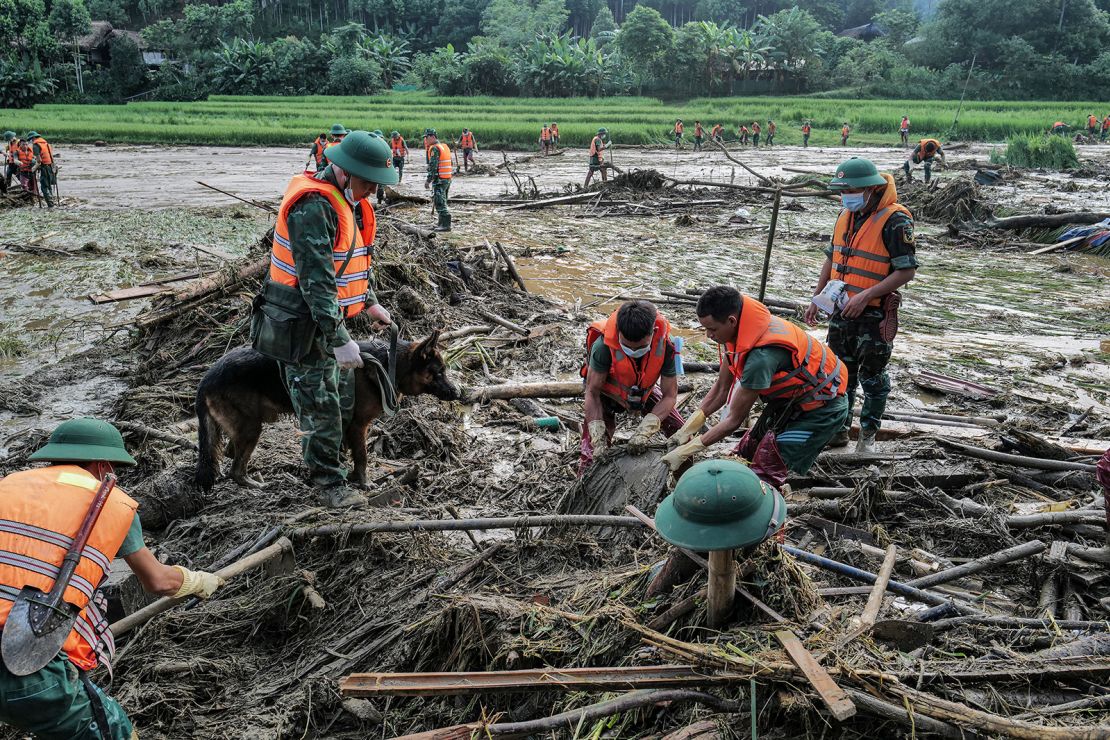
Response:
[999,134,1079,169]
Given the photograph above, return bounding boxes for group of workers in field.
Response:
[540,123,560,154]
[1052,114,1110,140]
[2,130,58,207]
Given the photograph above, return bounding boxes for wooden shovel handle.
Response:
[48,474,116,603]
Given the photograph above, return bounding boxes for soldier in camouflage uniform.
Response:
[805,158,917,453]
[255,131,397,507]
[423,128,452,232]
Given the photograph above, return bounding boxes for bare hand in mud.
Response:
[841,290,872,319]
[804,302,821,326]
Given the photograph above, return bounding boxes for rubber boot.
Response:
[323,484,369,509]
[828,430,850,448]
[434,213,452,232]
[855,429,877,454]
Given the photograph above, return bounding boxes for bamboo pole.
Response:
[707,550,736,628]
[758,189,781,303]
[291,515,642,539]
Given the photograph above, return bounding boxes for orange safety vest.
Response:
[427,142,452,180]
[1089,115,1098,128]
[842,126,850,137]
[30,137,53,166]
[6,140,19,164]
[1053,121,1066,129]
[0,465,138,671]
[752,123,761,134]
[695,124,703,137]
[1103,117,1110,131]
[830,174,912,308]
[391,136,407,157]
[16,143,33,170]
[917,138,941,160]
[581,311,672,408]
[460,132,475,148]
[311,136,326,167]
[900,118,909,130]
[740,126,748,135]
[722,295,846,412]
[269,173,376,318]
[711,125,722,137]
[768,123,776,134]
[589,136,605,156]
[802,124,811,134]
[551,124,558,137]
[540,128,551,142]
[675,122,683,134]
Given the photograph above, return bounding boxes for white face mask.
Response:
[620,343,651,359]
[343,186,358,204]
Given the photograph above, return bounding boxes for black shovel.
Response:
[2,474,117,676]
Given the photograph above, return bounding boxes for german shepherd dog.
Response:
[194,330,459,490]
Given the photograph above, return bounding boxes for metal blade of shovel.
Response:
[2,588,78,675]
[1,473,116,676]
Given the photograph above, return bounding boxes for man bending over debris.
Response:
[661,286,848,486]
[254,131,396,508]
[580,300,685,475]
[0,418,222,740]
[805,157,917,453]
[903,138,945,183]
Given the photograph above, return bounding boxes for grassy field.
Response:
[1,91,1103,148]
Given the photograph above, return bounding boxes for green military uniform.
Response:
[426,140,451,231]
[32,140,56,207]
[823,214,917,435]
[738,347,848,472]
[0,514,144,739]
[281,166,379,488]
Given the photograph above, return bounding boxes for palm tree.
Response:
[358,34,412,88]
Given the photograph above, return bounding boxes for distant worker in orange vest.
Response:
[580,300,686,475]
[389,130,408,181]
[903,138,945,183]
[15,138,34,195]
[254,132,397,508]
[27,131,56,207]
[1102,115,1110,141]
[1,131,17,195]
[1088,114,1099,137]
[899,116,910,145]
[693,121,704,151]
[751,121,761,147]
[457,128,477,172]
[1051,121,1070,135]
[841,122,851,146]
[804,158,917,454]
[540,124,552,154]
[550,122,559,148]
[0,417,222,739]
[766,120,776,146]
[326,123,347,148]
[585,128,609,187]
[672,119,684,149]
[738,124,749,145]
[307,131,328,172]
[661,286,849,486]
[801,121,812,148]
[424,128,453,232]
[709,123,723,144]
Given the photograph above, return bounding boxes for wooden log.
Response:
[476,308,529,336]
[660,719,722,740]
[774,630,856,721]
[939,439,1097,472]
[1014,694,1110,720]
[930,615,1110,632]
[906,540,1047,589]
[860,545,897,627]
[490,240,527,292]
[647,588,707,631]
[195,180,277,213]
[111,537,293,636]
[844,688,963,738]
[381,215,435,239]
[757,189,781,302]
[291,515,642,539]
[960,211,1110,232]
[466,380,693,402]
[707,550,736,628]
[499,192,599,211]
[1034,633,1110,661]
[114,420,198,450]
[439,325,493,342]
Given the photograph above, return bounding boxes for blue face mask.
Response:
[841,193,866,212]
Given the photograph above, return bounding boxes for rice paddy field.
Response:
[1,91,1104,148]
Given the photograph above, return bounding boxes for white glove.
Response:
[332,339,364,369]
[660,437,705,472]
[366,304,392,328]
[172,566,225,599]
[629,414,662,451]
[587,419,610,456]
[668,409,706,448]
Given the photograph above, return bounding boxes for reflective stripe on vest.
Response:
[31,137,52,165]
[391,137,407,156]
[581,311,671,409]
[723,295,847,413]
[427,142,452,179]
[830,203,910,307]
[0,465,138,671]
[16,144,32,169]
[269,173,376,318]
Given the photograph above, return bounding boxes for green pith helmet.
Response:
[597,127,608,134]
[828,157,887,190]
[3,131,15,141]
[329,123,347,137]
[655,459,786,551]
[423,127,437,138]
[29,418,137,466]
[25,131,39,139]
[323,130,399,186]
[391,130,400,137]
[371,129,383,138]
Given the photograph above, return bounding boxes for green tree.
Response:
[696,0,747,25]
[754,7,824,76]
[874,8,918,48]
[86,0,129,27]
[616,5,674,93]
[481,0,570,49]
[462,40,518,94]
[357,34,411,88]
[435,0,492,50]
[1,0,55,61]
[590,5,616,43]
[108,33,146,96]
[326,55,382,95]
[47,0,92,40]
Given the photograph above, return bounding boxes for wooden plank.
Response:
[340,665,750,697]
[499,192,598,211]
[774,631,856,721]
[707,550,736,628]
[1028,235,1086,255]
[89,284,175,304]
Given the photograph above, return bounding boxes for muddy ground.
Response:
[1,141,1109,738]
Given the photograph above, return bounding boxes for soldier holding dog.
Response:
[252,131,396,508]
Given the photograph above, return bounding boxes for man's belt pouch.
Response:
[250,280,317,363]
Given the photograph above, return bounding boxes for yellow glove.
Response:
[172,566,225,599]
[629,413,662,450]
[668,409,706,448]
[587,419,610,456]
[660,436,705,472]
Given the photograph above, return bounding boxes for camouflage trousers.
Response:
[432,180,451,228]
[281,351,355,487]
[39,166,56,206]
[827,309,892,432]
